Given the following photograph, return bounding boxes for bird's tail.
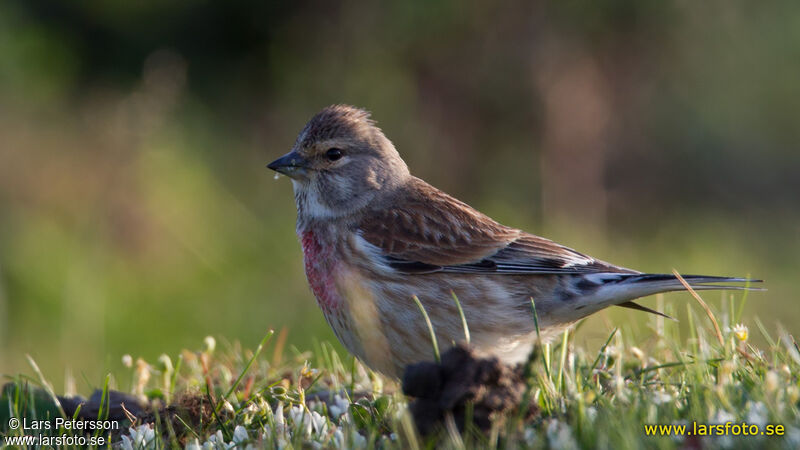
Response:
[616,273,762,294]
[580,273,763,320]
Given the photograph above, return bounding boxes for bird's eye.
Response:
[326,148,343,161]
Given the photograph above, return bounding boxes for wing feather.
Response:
[358,178,633,276]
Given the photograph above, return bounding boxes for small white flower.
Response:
[329,405,344,420]
[203,430,236,450]
[732,323,748,342]
[274,402,285,428]
[276,436,289,449]
[524,427,538,446]
[652,391,673,405]
[309,410,329,436]
[288,405,303,422]
[134,359,151,399]
[204,336,216,353]
[158,354,174,372]
[123,424,156,450]
[122,354,133,368]
[119,434,133,450]
[711,409,736,425]
[329,394,351,419]
[332,429,345,448]
[603,345,621,359]
[585,406,597,423]
[139,425,156,447]
[244,402,260,415]
[338,410,352,425]
[185,438,202,450]
[289,405,313,437]
[331,428,367,449]
[351,431,367,448]
[718,361,736,385]
[233,425,249,444]
[746,401,768,427]
[546,419,578,450]
[789,386,800,404]
[765,370,780,393]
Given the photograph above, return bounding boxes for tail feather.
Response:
[618,301,676,321]
[675,284,765,291]
[620,274,762,285]
[580,273,763,318]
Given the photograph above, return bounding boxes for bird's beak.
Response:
[267,150,310,179]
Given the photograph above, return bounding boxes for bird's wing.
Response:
[358,178,632,275]
[438,233,634,275]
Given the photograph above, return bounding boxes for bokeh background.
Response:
[1,0,798,391]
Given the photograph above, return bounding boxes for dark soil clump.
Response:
[402,345,538,435]
[139,392,217,428]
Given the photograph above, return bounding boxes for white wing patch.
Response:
[352,232,396,275]
[582,272,627,284]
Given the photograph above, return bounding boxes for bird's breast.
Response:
[300,229,343,312]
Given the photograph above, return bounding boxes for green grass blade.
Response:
[530,297,541,340]
[557,329,569,392]
[217,330,274,413]
[412,295,440,363]
[450,290,470,345]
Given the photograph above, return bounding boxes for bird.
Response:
[267,104,760,378]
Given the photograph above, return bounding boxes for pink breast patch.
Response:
[301,230,341,311]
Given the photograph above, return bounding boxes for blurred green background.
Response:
[1,1,798,392]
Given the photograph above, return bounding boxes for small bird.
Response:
[268,105,759,378]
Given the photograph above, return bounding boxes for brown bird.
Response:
[268,105,760,378]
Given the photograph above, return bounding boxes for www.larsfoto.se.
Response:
[3,435,107,446]
[645,422,785,437]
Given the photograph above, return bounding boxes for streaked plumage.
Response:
[268,105,760,377]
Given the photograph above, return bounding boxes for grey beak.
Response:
[267,150,310,178]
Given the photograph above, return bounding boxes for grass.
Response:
[2,293,800,449]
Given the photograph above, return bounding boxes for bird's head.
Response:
[268,105,410,220]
